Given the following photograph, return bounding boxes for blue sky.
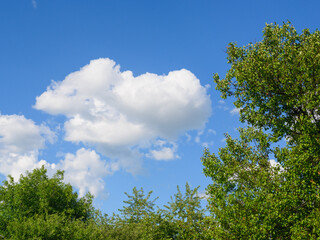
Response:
[1,0,320,214]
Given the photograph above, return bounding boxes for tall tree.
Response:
[108,187,162,239]
[203,22,320,238]
[119,187,158,223]
[164,183,206,239]
[164,183,204,225]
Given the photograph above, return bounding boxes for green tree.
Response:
[202,128,282,238]
[5,213,108,240]
[214,22,320,143]
[164,183,207,239]
[0,166,100,239]
[119,187,158,223]
[111,185,208,240]
[107,187,160,239]
[165,183,204,224]
[203,22,320,239]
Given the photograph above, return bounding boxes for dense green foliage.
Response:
[0,167,94,221]
[0,167,105,239]
[214,22,320,143]
[0,168,208,239]
[203,22,320,239]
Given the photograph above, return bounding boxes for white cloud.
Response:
[195,130,204,144]
[58,148,113,197]
[194,129,216,147]
[95,145,144,175]
[148,147,176,161]
[218,99,229,111]
[0,114,55,180]
[0,114,138,198]
[230,107,241,116]
[35,58,211,172]
[147,141,178,161]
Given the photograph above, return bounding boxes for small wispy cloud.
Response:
[208,129,216,135]
[230,107,241,116]
[202,141,213,148]
[195,130,204,144]
[218,99,229,111]
[32,0,37,8]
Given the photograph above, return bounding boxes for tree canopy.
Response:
[203,22,320,239]
[0,166,94,221]
[0,167,208,239]
[214,22,320,143]
[0,166,105,239]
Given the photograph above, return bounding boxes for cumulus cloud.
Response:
[35,58,211,173]
[58,148,114,197]
[0,114,55,180]
[0,114,112,197]
[148,147,176,161]
[147,141,178,161]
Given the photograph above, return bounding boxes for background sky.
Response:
[1,0,320,215]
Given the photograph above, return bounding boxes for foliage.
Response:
[202,128,282,238]
[214,21,320,142]
[105,211,176,240]
[108,184,210,239]
[203,22,320,239]
[0,167,210,239]
[164,182,206,239]
[0,166,97,238]
[165,183,204,223]
[5,214,107,240]
[118,186,158,223]
[113,187,178,239]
